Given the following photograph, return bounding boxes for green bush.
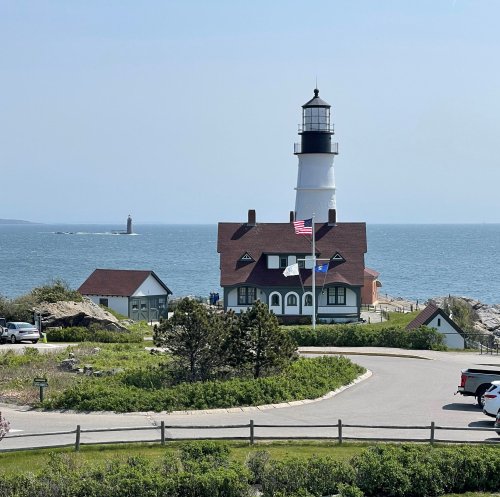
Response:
[31,280,83,303]
[352,444,500,497]
[45,356,365,412]
[285,324,445,350]
[46,326,143,343]
[0,444,250,497]
[246,450,271,484]
[261,456,355,497]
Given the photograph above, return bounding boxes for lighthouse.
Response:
[294,89,339,223]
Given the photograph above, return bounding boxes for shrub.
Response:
[261,457,354,497]
[46,356,365,412]
[31,279,83,303]
[246,450,271,484]
[46,326,143,343]
[352,444,500,497]
[285,324,445,350]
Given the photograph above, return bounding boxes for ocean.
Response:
[0,224,499,304]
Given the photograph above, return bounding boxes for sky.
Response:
[1,0,499,224]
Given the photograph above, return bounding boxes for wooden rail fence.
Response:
[2,420,499,452]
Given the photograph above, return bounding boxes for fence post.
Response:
[430,421,435,445]
[75,425,81,452]
[249,419,255,445]
[161,420,165,445]
[338,419,343,445]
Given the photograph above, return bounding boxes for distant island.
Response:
[0,218,39,225]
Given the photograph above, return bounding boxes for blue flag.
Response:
[315,263,329,273]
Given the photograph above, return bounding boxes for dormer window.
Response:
[240,252,254,262]
[331,252,345,262]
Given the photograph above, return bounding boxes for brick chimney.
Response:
[328,208,337,226]
[247,209,256,226]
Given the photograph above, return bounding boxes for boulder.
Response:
[34,297,127,331]
[59,358,78,371]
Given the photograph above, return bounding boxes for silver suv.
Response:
[4,322,40,344]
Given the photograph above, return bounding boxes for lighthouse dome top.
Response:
[302,88,330,108]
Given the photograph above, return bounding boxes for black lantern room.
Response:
[295,89,337,155]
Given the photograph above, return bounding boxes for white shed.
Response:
[78,269,172,321]
[406,303,466,349]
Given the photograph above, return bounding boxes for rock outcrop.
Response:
[431,296,500,337]
[34,297,127,331]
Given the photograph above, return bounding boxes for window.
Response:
[238,287,256,305]
[304,294,313,306]
[99,298,109,307]
[131,301,139,311]
[437,318,441,327]
[298,260,305,268]
[327,287,346,305]
[141,303,147,310]
[280,257,287,268]
[267,255,279,269]
[240,252,254,262]
[271,294,280,306]
[287,294,298,306]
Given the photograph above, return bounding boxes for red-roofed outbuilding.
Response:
[78,269,172,321]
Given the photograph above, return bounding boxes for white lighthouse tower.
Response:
[294,89,339,223]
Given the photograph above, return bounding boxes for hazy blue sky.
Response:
[1,1,499,224]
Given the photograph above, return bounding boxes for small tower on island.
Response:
[126,215,133,234]
[294,89,339,223]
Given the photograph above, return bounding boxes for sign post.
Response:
[33,378,48,403]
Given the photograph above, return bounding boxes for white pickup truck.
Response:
[457,368,500,407]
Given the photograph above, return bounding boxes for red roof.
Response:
[78,269,172,297]
[364,267,380,278]
[217,222,367,288]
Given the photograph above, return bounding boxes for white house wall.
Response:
[87,295,129,317]
[427,315,465,349]
[317,287,357,308]
[133,275,168,297]
[226,288,267,313]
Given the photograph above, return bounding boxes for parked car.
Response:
[4,322,40,344]
[483,381,500,418]
[495,411,500,436]
[0,317,6,343]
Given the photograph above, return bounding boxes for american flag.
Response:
[293,218,313,235]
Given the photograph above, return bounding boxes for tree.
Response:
[0,412,9,442]
[238,300,297,379]
[221,309,253,374]
[154,298,225,382]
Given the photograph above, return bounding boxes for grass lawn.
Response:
[0,342,165,405]
[0,441,364,475]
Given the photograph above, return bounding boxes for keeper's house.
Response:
[78,269,172,321]
[217,210,368,323]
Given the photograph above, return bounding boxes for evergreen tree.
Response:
[154,298,224,382]
[239,300,297,379]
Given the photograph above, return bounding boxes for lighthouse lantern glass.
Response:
[303,106,330,131]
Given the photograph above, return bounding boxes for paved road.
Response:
[1,348,500,450]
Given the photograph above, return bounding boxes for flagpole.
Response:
[312,214,316,331]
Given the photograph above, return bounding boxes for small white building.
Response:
[78,269,172,321]
[406,303,466,349]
